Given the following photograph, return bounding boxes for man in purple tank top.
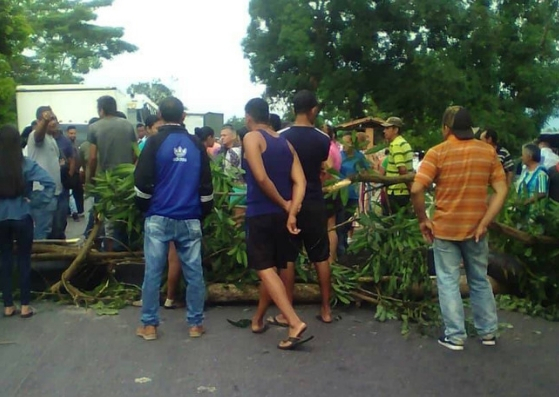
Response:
[242,98,313,350]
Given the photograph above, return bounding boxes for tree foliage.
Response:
[127,79,174,105]
[13,0,137,84]
[0,0,30,124]
[243,0,559,152]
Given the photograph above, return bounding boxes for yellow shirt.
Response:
[386,135,413,195]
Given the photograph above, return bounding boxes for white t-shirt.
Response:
[26,131,62,195]
[541,147,559,170]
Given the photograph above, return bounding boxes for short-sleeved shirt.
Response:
[88,117,136,173]
[281,126,330,203]
[496,146,515,173]
[54,133,74,161]
[516,166,549,198]
[340,151,369,200]
[414,135,506,241]
[26,131,63,195]
[540,147,559,170]
[386,135,414,196]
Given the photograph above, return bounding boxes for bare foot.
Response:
[21,305,32,317]
[287,321,307,339]
[319,306,332,323]
[251,316,265,333]
[4,306,17,316]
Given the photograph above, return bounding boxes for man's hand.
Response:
[419,219,434,244]
[474,222,488,243]
[286,214,301,235]
[284,200,301,214]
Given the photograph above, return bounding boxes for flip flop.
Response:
[20,309,35,319]
[277,335,314,351]
[266,315,289,328]
[3,308,20,318]
[251,324,269,334]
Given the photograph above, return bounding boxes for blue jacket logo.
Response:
[173,146,187,163]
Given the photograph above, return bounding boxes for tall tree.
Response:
[0,0,30,124]
[127,79,174,105]
[13,0,137,84]
[243,0,559,151]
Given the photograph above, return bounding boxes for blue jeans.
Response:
[433,237,498,343]
[0,216,34,306]
[141,215,205,327]
[50,191,69,239]
[30,197,57,239]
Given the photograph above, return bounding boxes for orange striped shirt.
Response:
[414,135,505,241]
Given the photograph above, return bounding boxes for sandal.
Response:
[20,308,35,319]
[266,315,289,328]
[3,307,19,317]
[251,324,269,334]
[278,335,314,351]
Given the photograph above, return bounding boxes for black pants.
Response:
[0,216,34,306]
[382,194,411,216]
[72,181,84,214]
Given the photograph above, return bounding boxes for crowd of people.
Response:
[1,89,558,351]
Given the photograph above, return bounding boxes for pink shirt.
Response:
[329,141,342,171]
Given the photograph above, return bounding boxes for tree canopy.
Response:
[127,79,174,105]
[243,0,559,151]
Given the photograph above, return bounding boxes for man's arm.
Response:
[506,171,514,187]
[195,137,214,218]
[133,136,157,212]
[243,131,289,211]
[33,110,52,143]
[87,144,98,184]
[288,143,307,216]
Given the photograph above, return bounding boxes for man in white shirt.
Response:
[538,133,559,170]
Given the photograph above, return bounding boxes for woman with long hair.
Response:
[0,124,55,318]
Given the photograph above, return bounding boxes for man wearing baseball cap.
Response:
[411,106,508,351]
[382,116,414,214]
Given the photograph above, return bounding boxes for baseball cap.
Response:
[450,107,475,140]
[381,117,404,128]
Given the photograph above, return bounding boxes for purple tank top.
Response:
[243,130,294,217]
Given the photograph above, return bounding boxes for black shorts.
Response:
[286,202,329,263]
[324,195,343,218]
[246,212,290,271]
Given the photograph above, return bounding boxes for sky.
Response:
[83,0,265,120]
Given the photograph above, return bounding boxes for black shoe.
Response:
[438,336,464,351]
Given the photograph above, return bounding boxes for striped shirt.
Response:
[496,146,515,173]
[516,166,549,198]
[386,135,414,195]
[415,135,505,241]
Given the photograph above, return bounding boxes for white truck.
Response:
[16,84,157,143]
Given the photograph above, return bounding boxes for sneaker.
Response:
[438,336,464,351]
[189,325,205,338]
[132,299,142,307]
[136,325,157,341]
[481,335,496,346]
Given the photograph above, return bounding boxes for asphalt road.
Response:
[0,303,558,397]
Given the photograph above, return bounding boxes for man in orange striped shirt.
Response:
[411,106,508,351]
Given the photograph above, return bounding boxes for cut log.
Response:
[489,222,559,246]
[206,283,322,303]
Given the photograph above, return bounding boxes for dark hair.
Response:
[523,143,541,163]
[293,90,318,114]
[66,125,77,131]
[194,126,215,141]
[324,124,336,140]
[31,120,38,127]
[35,106,52,120]
[116,111,127,119]
[418,151,425,161]
[237,126,249,141]
[269,113,281,132]
[222,123,235,130]
[88,117,100,125]
[0,125,25,198]
[144,115,159,129]
[484,128,498,144]
[159,97,185,123]
[245,98,269,124]
[97,96,118,117]
[136,123,145,129]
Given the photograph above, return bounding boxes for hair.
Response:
[324,124,336,140]
[35,106,52,120]
[245,98,270,124]
[194,126,215,141]
[0,125,25,198]
[97,96,118,117]
[269,113,282,132]
[293,90,318,114]
[523,143,541,163]
[221,124,237,136]
[136,123,145,129]
[66,125,77,131]
[484,128,498,144]
[144,115,159,129]
[88,117,100,125]
[237,126,249,141]
[418,151,426,161]
[159,97,185,123]
[31,120,38,127]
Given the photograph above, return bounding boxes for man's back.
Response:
[281,126,329,203]
[88,117,136,172]
[548,164,559,202]
[416,136,505,240]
